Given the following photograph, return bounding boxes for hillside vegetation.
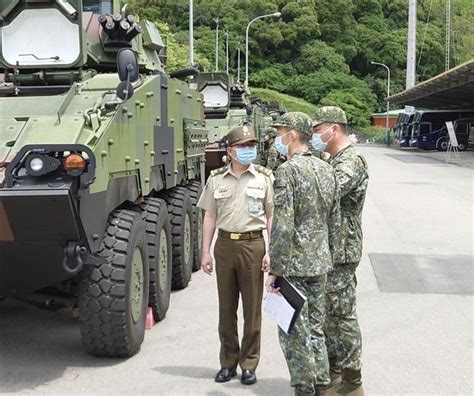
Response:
[129,0,473,128]
[252,88,316,116]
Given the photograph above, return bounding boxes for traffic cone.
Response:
[145,307,155,330]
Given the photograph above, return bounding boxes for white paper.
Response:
[263,291,295,335]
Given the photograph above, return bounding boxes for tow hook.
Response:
[63,242,87,275]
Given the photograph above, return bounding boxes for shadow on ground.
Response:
[154,366,292,395]
[0,299,123,393]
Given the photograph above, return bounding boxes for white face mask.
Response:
[275,130,293,156]
[311,126,335,152]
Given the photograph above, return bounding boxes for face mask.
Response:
[311,126,334,152]
[234,145,257,165]
[275,131,292,157]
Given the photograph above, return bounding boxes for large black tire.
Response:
[437,138,448,151]
[160,187,194,290]
[187,181,203,272]
[142,198,172,322]
[78,209,149,357]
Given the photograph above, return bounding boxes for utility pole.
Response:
[214,17,219,72]
[225,27,229,74]
[445,0,451,70]
[189,0,193,65]
[237,40,241,82]
[406,0,417,113]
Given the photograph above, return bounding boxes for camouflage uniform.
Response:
[313,107,369,385]
[262,127,285,171]
[270,112,341,394]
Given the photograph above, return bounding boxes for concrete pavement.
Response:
[0,145,472,395]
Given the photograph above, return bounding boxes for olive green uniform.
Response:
[198,163,273,371]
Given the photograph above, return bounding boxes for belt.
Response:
[218,230,263,240]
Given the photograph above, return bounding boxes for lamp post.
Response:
[214,17,219,72]
[237,40,241,82]
[189,0,193,65]
[371,61,391,145]
[225,27,229,74]
[245,11,281,88]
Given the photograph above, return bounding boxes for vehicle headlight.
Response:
[25,154,60,176]
[29,157,45,172]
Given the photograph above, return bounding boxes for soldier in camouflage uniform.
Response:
[266,112,341,396]
[312,106,369,396]
[261,127,286,170]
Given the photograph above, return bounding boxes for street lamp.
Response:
[245,11,281,88]
[370,61,391,145]
[214,17,219,72]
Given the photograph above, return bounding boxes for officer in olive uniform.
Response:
[266,112,341,396]
[198,125,274,386]
[312,107,369,396]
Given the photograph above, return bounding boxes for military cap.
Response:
[312,106,347,127]
[226,125,258,146]
[271,112,313,136]
[265,126,277,138]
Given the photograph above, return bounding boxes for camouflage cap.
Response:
[312,106,347,127]
[271,111,313,136]
[226,125,258,146]
[265,126,277,138]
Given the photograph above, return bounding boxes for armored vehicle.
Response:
[196,72,264,175]
[0,0,207,357]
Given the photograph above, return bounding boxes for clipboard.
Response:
[274,277,307,333]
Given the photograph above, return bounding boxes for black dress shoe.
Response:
[215,367,237,383]
[241,369,257,385]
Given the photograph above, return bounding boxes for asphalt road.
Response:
[0,145,472,395]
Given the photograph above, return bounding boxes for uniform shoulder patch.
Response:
[210,166,228,177]
[254,164,273,177]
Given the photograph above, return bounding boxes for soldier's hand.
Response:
[265,274,279,293]
[201,252,213,275]
[261,253,270,272]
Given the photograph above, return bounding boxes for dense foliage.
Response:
[129,0,473,128]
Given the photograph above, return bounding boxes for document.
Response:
[264,277,307,334]
[263,291,295,335]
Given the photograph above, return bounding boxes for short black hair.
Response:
[296,130,309,144]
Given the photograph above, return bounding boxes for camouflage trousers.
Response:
[278,276,330,393]
[325,271,362,372]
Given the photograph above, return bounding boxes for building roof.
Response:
[388,59,474,109]
[371,109,406,117]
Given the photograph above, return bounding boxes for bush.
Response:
[359,126,387,144]
[252,88,316,116]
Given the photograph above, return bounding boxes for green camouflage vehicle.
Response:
[0,0,207,357]
[196,72,264,175]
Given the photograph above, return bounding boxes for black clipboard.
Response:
[274,277,307,333]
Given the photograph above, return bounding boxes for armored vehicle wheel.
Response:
[142,198,172,322]
[78,209,149,357]
[161,187,194,290]
[187,181,203,272]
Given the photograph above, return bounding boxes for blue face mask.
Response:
[235,145,257,165]
[311,126,334,152]
[275,131,292,157]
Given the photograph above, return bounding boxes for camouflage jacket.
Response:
[270,150,341,277]
[265,144,285,171]
[309,146,331,162]
[327,145,368,290]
